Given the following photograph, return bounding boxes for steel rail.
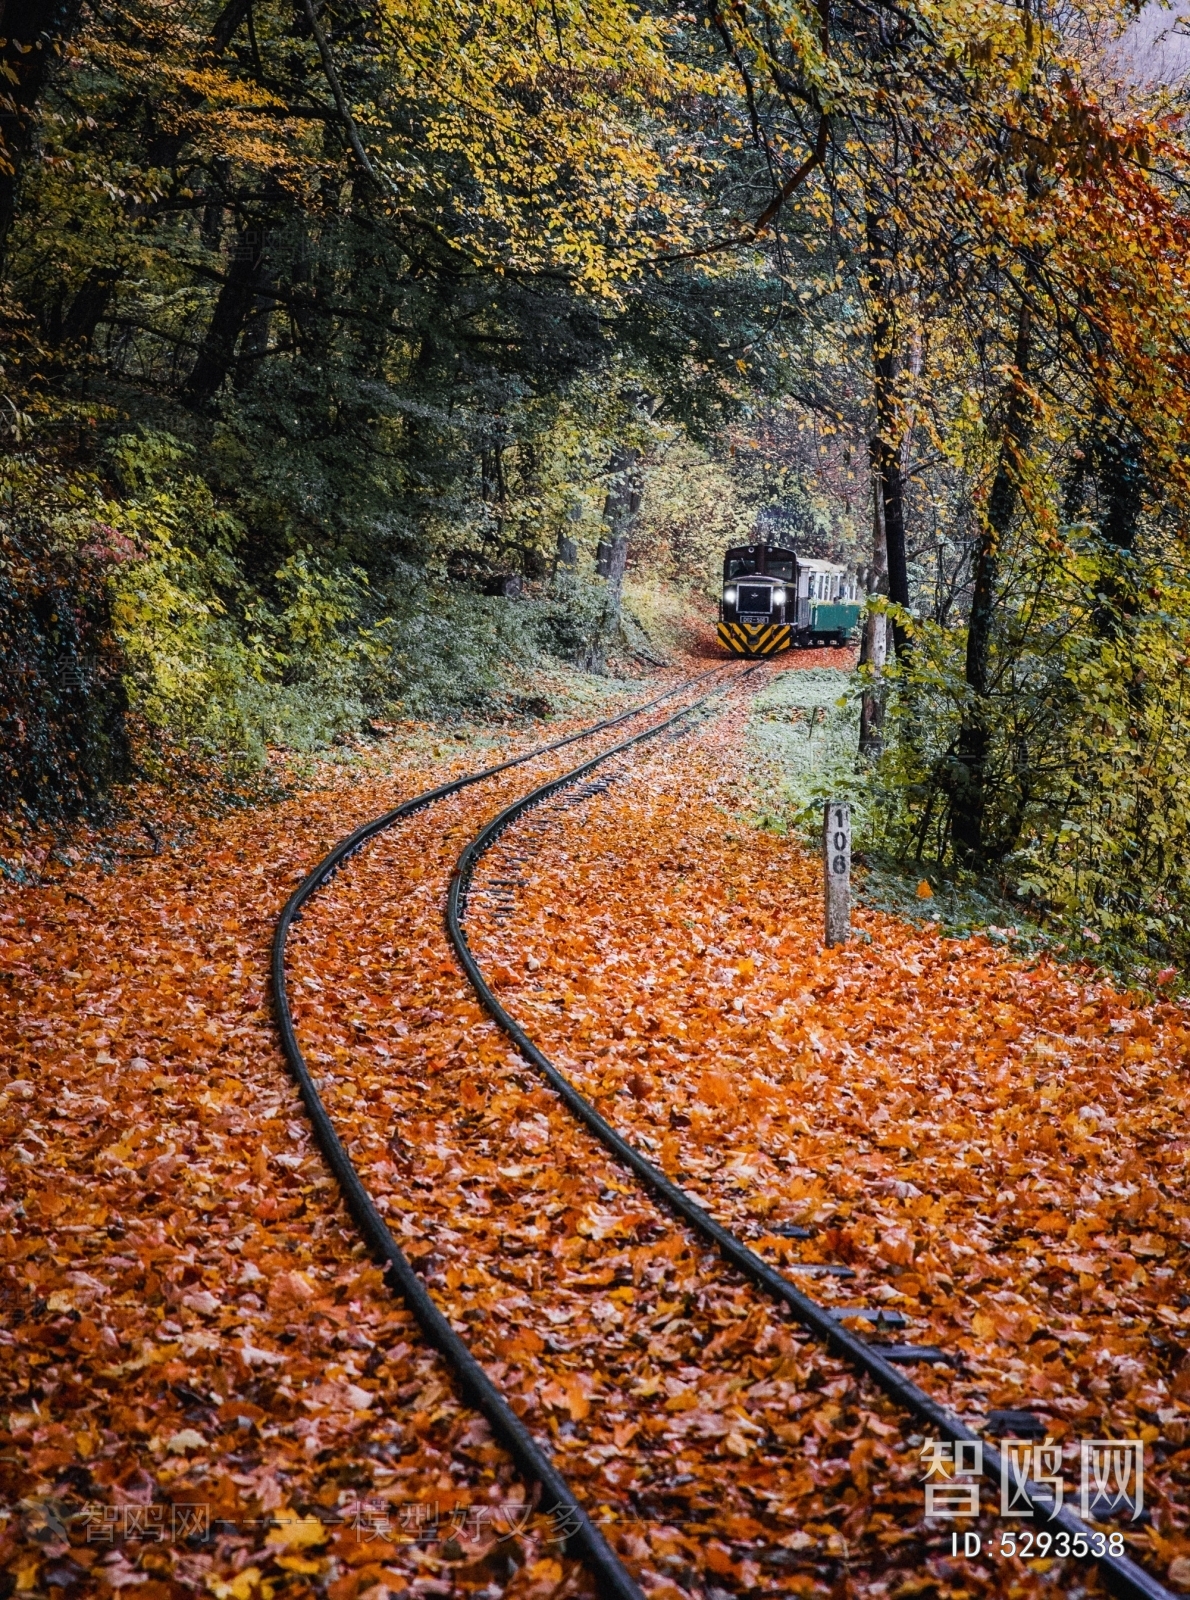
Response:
[284,661,728,912]
[272,668,745,1600]
[446,692,1172,1600]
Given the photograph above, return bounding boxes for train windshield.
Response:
[724,546,799,581]
[724,548,760,580]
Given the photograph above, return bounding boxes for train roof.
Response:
[797,556,851,575]
[724,544,850,572]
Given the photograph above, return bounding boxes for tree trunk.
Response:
[181,228,266,408]
[1089,427,1145,635]
[586,443,641,672]
[0,0,82,271]
[210,0,253,54]
[950,299,1033,863]
[40,263,119,357]
[59,265,119,349]
[867,207,916,656]
[1097,430,1144,554]
[554,528,578,573]
[859,456,889,757]
[233,279,277,390]
[602,442,640,618]
[875,432,908,643]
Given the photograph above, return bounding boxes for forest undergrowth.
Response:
[0,652,665,893]
[743,663,1172,985]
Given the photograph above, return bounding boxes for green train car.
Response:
[717,543,863,657]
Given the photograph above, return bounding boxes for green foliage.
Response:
[869,533,1190,972]
[746,667,864,833]
[14,0,1186,1023]
[102,433,567,756]
[105,434,257,746]
[634,442,757,599]
[530,572,613,665]
[1,0,867,817]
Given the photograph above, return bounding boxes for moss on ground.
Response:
[740,662,1057,955]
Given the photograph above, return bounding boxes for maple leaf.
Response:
[266,1512,328,1551]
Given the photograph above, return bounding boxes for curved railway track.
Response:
[274,667,755,1600]
[446,700,1172,1600]
[274,665,1173,1600]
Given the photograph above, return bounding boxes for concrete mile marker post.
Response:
[824,801,850,947]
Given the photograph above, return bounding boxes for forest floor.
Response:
[2,645,1189,1600]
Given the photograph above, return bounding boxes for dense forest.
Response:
[4,0,1190,968]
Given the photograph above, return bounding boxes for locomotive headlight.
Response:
[772,587,786,605]
[724,586,737,604]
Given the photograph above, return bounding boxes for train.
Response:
[717,542,864,657]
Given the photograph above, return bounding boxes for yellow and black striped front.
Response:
[718,621,792,657]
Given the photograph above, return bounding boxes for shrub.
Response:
[0,462,131,821]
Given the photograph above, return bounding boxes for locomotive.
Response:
[717,542,863,657]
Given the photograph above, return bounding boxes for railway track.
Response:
[275,665,1175,1600]
[274,667,758,1600]
[446,694,1174,1600]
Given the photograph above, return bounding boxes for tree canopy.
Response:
[4,0,1190,969]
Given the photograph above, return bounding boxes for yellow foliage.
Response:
[265,1510,329,1550]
